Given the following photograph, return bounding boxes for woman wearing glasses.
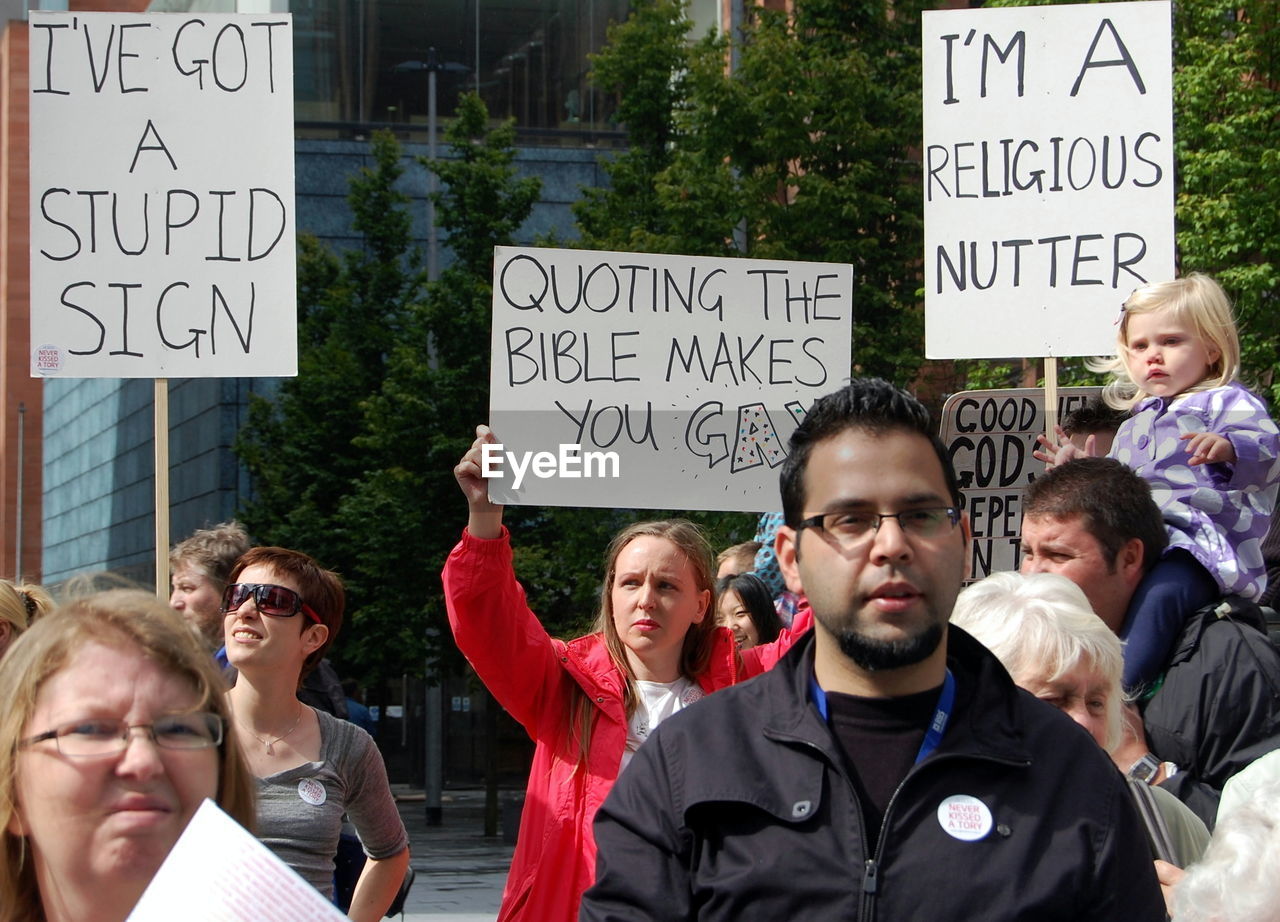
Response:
[222,547,409,922]
[0,589,255,922]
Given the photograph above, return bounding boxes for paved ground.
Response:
[391,786,515,922]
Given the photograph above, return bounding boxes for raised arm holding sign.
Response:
[442,422,811,922]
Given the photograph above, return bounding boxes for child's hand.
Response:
[1181,431,1236,466]
[1033,426,1094,470]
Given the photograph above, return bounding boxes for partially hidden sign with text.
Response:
[922,1,1173,359]
[488,246,853,512]
[941,386,1102,580]
[29,12,296,378]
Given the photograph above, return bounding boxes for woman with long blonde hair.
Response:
[0,590,255,922]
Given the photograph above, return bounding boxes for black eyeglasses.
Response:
[221,583,321,624]
[21,713,224,758]
[797,508,961,551]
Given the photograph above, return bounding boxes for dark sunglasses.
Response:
[221,582,321,624]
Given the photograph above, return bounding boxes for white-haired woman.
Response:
[952,570,1209,896]
[1174,785,1280,922]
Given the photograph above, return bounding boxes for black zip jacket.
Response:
[582,628,1164,922]
[1144,596,1280,828]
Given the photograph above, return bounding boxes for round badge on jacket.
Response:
[936,794,993,841]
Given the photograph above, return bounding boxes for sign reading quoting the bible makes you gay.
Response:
[488,246,853,512]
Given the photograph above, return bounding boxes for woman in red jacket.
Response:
[444,425,791,922]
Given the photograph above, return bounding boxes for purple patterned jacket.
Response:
[1111,381,1280,599]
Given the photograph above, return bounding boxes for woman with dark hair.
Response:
[0,590,255,922]
[222,546,409,922]
[444,425,804,922]
[716,572,782,650]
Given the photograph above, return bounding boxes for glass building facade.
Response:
[151,0,731,145]
[294,0,630,137]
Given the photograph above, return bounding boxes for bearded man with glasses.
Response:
[583,378,1164,922]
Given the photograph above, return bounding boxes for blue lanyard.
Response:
[809,668,956,765]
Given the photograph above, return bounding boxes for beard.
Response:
[834,621,945,673]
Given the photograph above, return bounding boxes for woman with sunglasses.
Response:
[222,547,409,922]
[0,589,255,922]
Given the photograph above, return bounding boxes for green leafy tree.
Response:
[337,94,545,677]
[236,132,425,580]
[573,0,695,252]
[577,0,928,384]
[1172,0,1280,400]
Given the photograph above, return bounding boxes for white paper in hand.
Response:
[127,799,349,922]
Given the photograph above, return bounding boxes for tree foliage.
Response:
[576,0,928,384]
[586,0,1279,402]
[573,0,694,252]
[236,131,425,578]
[567,0,935,551]
[238,111,537,680]
[1171,0,1280,401]
[335,95,545,677]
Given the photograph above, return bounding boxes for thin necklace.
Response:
[237,704,304,755]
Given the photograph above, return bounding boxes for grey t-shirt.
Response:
[255,707,409,896]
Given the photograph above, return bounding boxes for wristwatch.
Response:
[1126,753,1161,784]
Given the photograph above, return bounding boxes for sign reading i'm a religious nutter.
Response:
[922,1,1174,360]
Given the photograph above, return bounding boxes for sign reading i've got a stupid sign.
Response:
[922,1,1174,360]
[29,12,296,378]
[487,246,853,512]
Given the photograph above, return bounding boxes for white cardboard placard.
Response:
[940,386,1103,579]
[127,799,347,922]
[487,246,853,512]
[922,1,1174,359]
[29,11,297,378]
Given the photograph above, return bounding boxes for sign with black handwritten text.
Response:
[29,12,296,378]
[941,386,1103,580]
[487,246,853,511]
[922,2,1173,359]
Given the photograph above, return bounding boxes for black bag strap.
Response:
[1127,778,1177,865]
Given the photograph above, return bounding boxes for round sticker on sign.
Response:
[31,344,63,376]
[936,794,993,841]
[298,778,327,806]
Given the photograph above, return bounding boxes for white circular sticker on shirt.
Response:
[298,778,327,806]
[936,794,993,841]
